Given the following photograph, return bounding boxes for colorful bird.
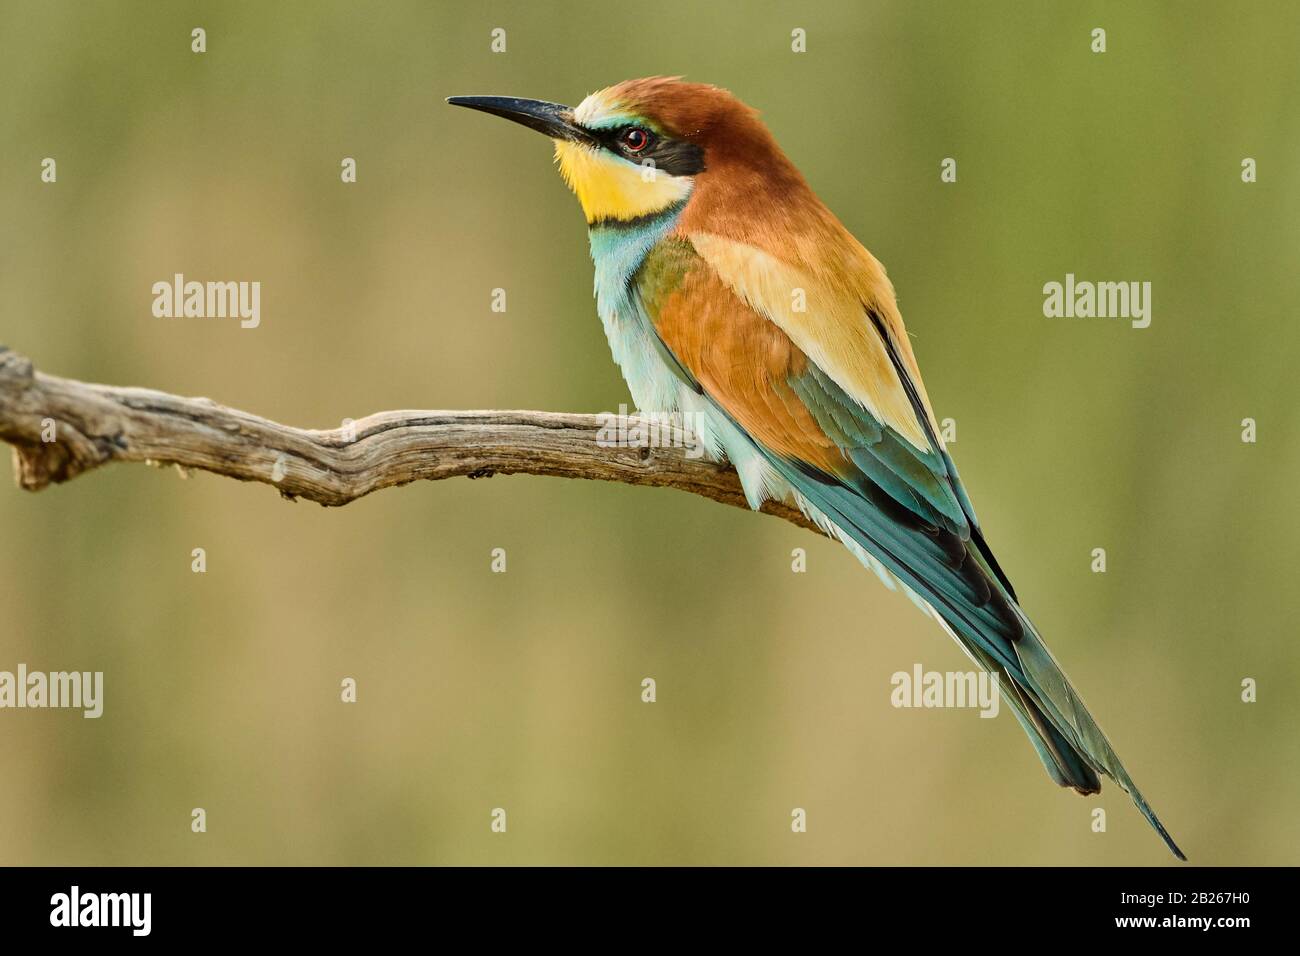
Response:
[449,77,1184,860]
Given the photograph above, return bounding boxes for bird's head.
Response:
[449,77,790,226]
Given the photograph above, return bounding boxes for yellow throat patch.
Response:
[554,140,692,223]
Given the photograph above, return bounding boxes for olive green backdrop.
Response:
[1,0,1297,865]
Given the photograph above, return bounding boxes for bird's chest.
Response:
[587,220,684,415]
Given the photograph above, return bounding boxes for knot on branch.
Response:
[0,346,35,383]
[0,347,120,490]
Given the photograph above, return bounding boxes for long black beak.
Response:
[447,95,595,145]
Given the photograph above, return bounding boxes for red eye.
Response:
[620,127,652,153]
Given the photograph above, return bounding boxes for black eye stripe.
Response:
[587,124,706,177]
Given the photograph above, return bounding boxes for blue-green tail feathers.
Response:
[768,455,1187,861]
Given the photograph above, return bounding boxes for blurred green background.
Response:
[2,0,1297,865]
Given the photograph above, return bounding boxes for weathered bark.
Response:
[0,346,820,533]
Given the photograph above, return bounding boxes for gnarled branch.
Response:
[0,346,820,534]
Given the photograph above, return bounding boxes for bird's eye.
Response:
[619,127,653,153]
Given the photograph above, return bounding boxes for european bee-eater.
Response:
[449,77,1184,860]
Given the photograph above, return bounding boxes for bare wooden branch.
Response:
[0,346,821,533]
